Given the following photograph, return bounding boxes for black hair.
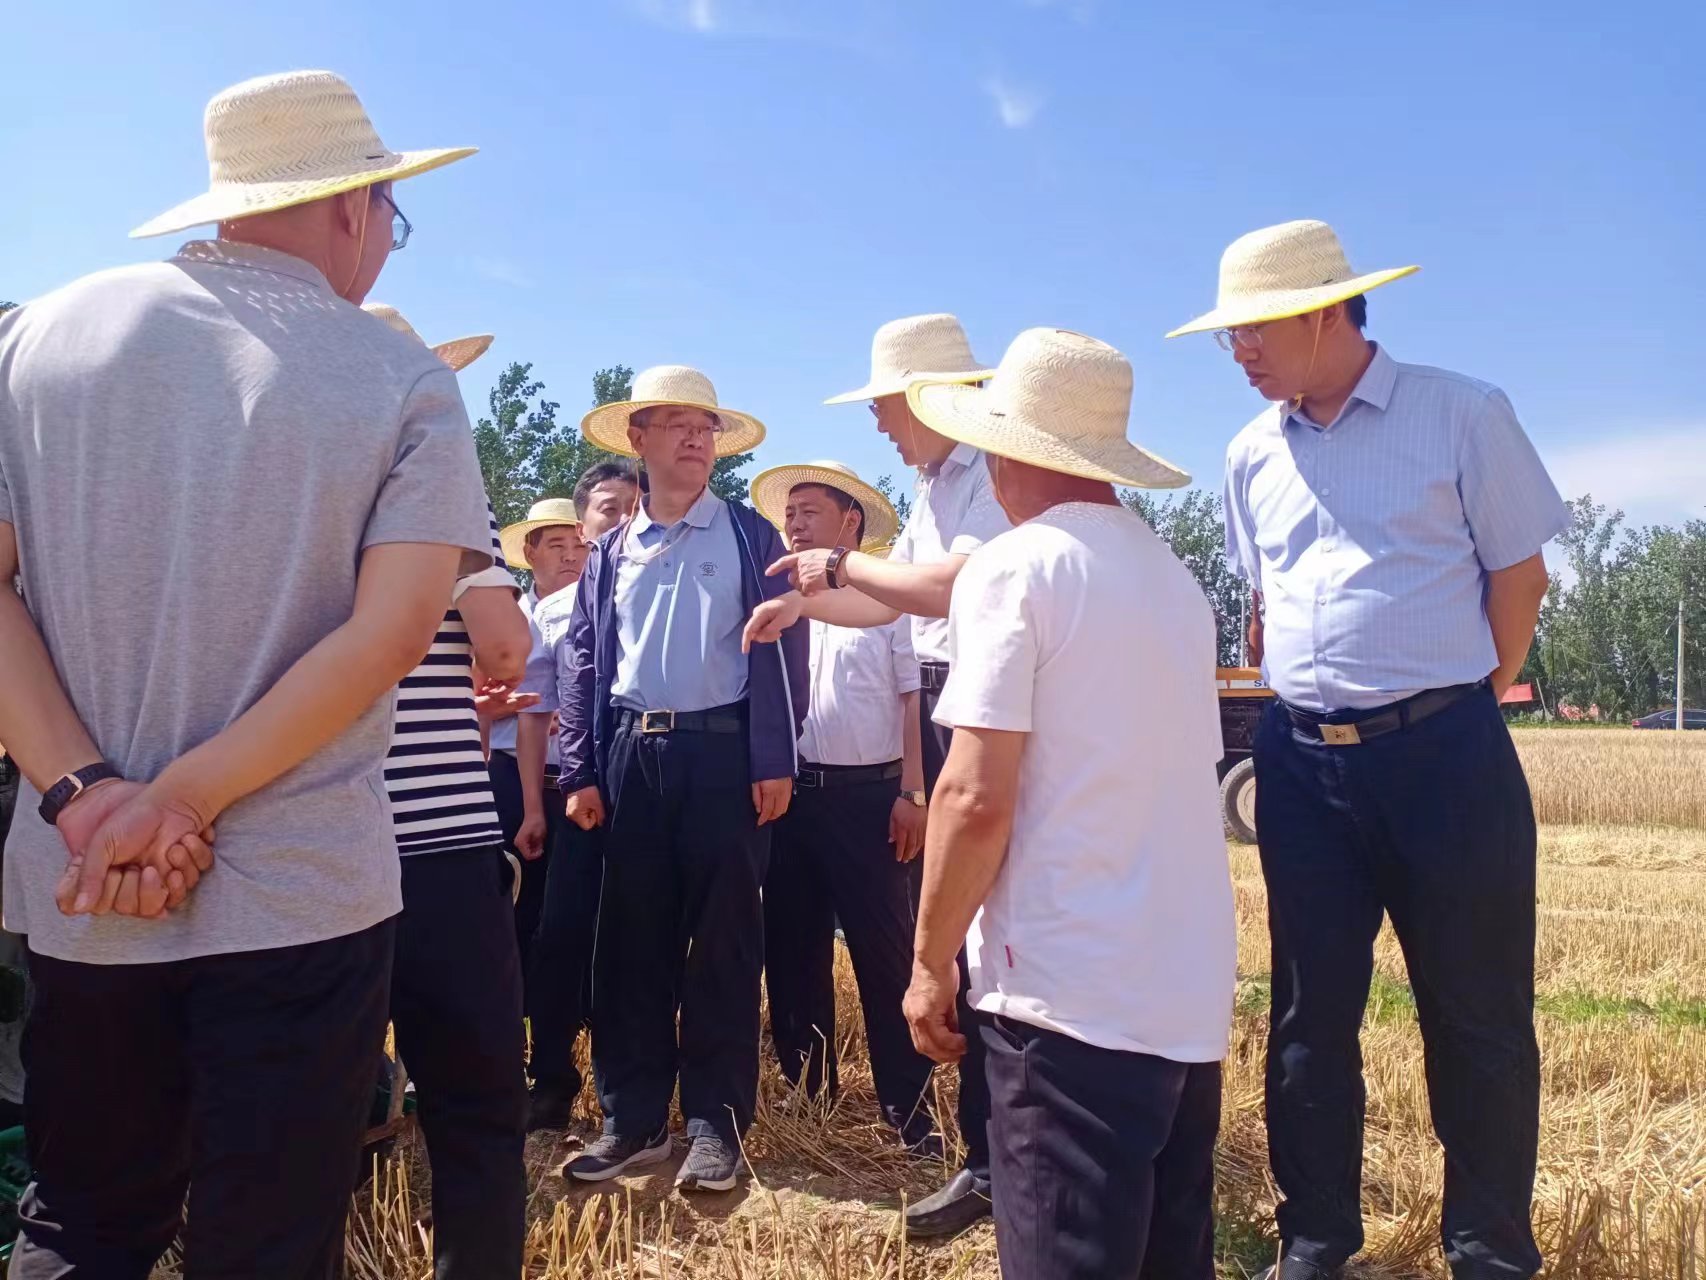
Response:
[792,482,866,543]
[573,460,639,514]
[1343,293,1368,331]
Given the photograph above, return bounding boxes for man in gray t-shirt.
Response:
[0,70,487,1279]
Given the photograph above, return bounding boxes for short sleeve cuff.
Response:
[947,534,984,556]
[451,564,521,601]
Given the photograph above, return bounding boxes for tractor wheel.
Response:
[1220,757,1258,844]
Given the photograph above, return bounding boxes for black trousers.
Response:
[527,816,602,1096]
[1255,687,1541,1278]
[763,770,934,1144]
[488,748,563,976]
[13,919,395,1280]
[982,1017,1220,1280]
[392,849,528,1280]
[919,679,991,1184]
[592,712,770,1141]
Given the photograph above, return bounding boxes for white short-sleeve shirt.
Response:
[798,618,922,767]
[934,502,1236,1062]
[888,443,1013,664]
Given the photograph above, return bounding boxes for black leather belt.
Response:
[919,661,950,693]
[797,760,903,789]
[1280,680,1487,746]
[617,704,746,736]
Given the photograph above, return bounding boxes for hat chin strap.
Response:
[339,193,373,300]
[1289,311,1326,415]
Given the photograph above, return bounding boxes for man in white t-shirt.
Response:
[899,328,1237,1279]
[749,461,934,1152]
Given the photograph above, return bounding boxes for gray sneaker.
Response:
[674,1132,742,1192]
[562,1127,671,1182]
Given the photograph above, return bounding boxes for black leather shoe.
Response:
[1256,1259,1344,1280]
[904,1166,992,1239]
[526,1083,580,1133]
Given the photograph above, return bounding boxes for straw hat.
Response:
[499,498,582,568]
[132,70,476,239]
[1166,220,1418,338]
[579,366,765,459]
[750,461,899,552]
[825,313,994,405]
[907,328,1189,490]
[363,303,493,372]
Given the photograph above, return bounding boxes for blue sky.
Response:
[8,0,1703,529]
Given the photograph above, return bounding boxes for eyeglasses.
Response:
[374,189,412,252]
[1213,326,1264,352]
[642,415,725,440]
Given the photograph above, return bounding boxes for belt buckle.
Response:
[1319,722,1361,746]
[639,709,675,735]
[797,768,824,789]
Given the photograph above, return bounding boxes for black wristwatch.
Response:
[38,763,122,826]
[825,546,849,590]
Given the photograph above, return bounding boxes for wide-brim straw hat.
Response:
[1166,219,1417,338]
[750,460,899,552]
[362,303,493,372]
[499,498,581,568]
[825,313,994,405]
[132,70,476,239]
[907,328,1189,491]
[580,365,765,458]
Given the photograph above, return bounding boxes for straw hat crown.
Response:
[1166,219,1417,337]
[579,365,766,459]
[362,302,492,372]
[824,313,993,405]
[749,459,899,551]
[132,70,476,238]
[907,328,1188,490]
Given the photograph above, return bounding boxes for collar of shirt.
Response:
[172,240,334,295]
[1281,343,1398,433]
[923,441,979,479]
[629,486,722,544]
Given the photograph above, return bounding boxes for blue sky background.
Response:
[8,0,1702,528]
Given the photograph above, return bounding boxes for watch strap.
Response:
[826,546,848,589]
[38,763,122,827]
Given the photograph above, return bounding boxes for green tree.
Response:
[1122,488,1245,666]
[873,473,913,529]
[0,302,16,313]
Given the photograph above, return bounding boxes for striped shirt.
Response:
[1222,344,1569,711]
[385,504,516,855]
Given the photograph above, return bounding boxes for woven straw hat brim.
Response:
[431,334,493,373]
[130,145,477,239]
[823,367,994,407]
[907,381,1190,491]
[499,517,580,571]
[1165,265,1418,338]
[749,464,899,551]
[579,399,766,459]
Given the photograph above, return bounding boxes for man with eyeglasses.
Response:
[1167,220,1566,1280]
[556,367,807,1193]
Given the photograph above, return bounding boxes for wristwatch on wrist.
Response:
[825,546,849,590]
[38,763,122,826]
[901,789,926,808]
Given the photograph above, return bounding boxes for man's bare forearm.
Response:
[0,587,103,791]
[798,586,902,628]
[151,543,462,822]
[900,690,924,792]
[517,712,549,817]
[839,551,961,621]
[914,778,1013,971]
[1485,553,1549,697]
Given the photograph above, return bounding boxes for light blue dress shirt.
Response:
[503,587,577,765]
[1222,345,1569,712]
[611,487,748,713]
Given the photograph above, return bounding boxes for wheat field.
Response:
[326,730,1706,1279]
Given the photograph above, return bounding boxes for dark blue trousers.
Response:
[982,1017,1221,1280]
[591,712,771,1142]
[527,817,602,1097]
[1254,686,1541,1278]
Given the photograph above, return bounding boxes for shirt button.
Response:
[1317,596,1327,605]
[1321,487,1332,496]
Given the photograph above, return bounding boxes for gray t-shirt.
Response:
[0,240,493,964]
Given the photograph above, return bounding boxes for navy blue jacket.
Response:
[557,497,809,798]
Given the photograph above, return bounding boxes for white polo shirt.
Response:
[934,502,1236,1062]
[888,443,1013,664]
[798,618,921,767]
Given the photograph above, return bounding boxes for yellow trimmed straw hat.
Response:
[1166,220,1418,338]
[579,366,765,459]
[750,461,899,552]
[825,313,994,405]
[498,498,581,569]
[907,328,1189,491]
[132,70,476,239]
[362,303,493,372]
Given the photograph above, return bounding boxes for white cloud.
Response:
[629,0,717,32]
[982,75,1044,129]
[1548,426,1706,529]
[468,255,532,290]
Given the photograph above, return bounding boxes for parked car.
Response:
[1632,708,1706,730]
